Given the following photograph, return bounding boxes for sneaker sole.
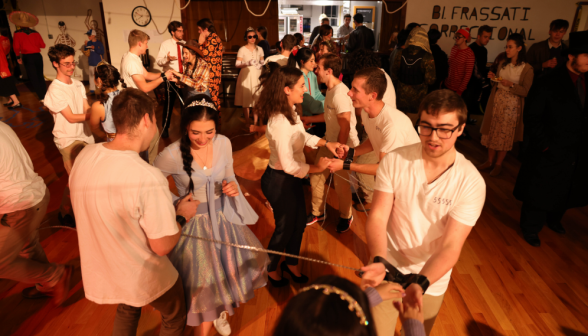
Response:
[337,217,353,233]
[306,216,325,226]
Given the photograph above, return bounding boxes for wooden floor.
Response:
[1,83,588,336]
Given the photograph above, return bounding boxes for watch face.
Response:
[132,6,152,27]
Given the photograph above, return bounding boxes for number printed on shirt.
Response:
[433,197,452,206]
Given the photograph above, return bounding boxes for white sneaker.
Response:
[213,311,231,336]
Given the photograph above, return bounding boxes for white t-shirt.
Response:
[69,144,179,306]
[44,78,94,150]
[266,54,292,67]
[381,69,397,109]
[362,104,420,155]
[324,82,360,147]
[120,51,145,89]
[374,143,486,296]
[0,122,46,213]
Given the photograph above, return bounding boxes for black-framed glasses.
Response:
[247,35,258,39]
[453,35,464,40]
[59,61,78,68]
[417,124,461,139]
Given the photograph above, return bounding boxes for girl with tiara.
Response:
[154,94,268,336]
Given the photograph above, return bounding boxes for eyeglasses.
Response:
[453,35,464,40]
[59,61,78,68]
[247,35,258,40]
[417,124,461,139]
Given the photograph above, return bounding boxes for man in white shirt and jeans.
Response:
[327,67,419,211]
[44,44,95,228]
[120,30,173,163]
[360,89,486,335]
[0,122,72,306]
[301,53,359,233]
[70,88,199,335]
[156,21,185,139]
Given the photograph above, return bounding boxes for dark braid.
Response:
[179,133,195,194]
[95,64,124,104]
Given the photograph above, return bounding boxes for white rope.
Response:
[179,0,191,10]
[143,0,176,35]
[244,0,272,17]
[382,0,408,14]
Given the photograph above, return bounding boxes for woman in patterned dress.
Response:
[197,18,224,111]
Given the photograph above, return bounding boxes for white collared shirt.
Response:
[266,108,321,178]
[547,39,562,49]
[156,38,185,72]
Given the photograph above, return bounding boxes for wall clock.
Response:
[132,6,152,27]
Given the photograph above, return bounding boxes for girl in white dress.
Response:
[235,27,265,125]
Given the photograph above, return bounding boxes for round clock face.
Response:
[132,6,152,27]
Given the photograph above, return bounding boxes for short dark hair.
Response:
[347,49,381,73]
[344,14,352,20]
[321,18,330,24]
[478,25,492,36]
[428,29,442,45]
[397,29,410,47]
[550,19,569,31]
[354,67,386,100]
[320,53,342,78]
[111,88,156,135]
[281,34,297,51]
[197,18,216,34]
[319,25,333,38]
[406,22,420,31]
[48,44,75,68]
[257,26,268,39]
[418,89,467,125]
[167,21,182,35]
[353,13,363,24]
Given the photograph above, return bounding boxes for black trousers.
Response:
[22,53,47,100]
[462,85,482,118]
[520,202,566,235]
[162,82,182,132]
[261,166,307,272]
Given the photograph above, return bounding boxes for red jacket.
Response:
[0,36,11,78]
[13,28,45,56]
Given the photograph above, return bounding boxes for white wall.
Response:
[8,0,104,81]
[405,0,578,61]
[101,0,181,72]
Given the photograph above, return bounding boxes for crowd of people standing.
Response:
[1,10,587,336]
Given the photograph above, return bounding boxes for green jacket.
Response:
[302,71,325,116]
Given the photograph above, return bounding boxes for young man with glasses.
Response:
[360,89,486,336]
[327,67,419,211]
[445,28,475,97]
[44,44,94,228]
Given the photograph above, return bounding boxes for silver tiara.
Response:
[187,98,216,111]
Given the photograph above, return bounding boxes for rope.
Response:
[382,0,408,14]
[243,0,272,17]
[142,0,177,35]
[179,0,191,10]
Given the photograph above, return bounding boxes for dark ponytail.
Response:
[95,64,124,104]
[287,47,314,69]
[178,94,220,195]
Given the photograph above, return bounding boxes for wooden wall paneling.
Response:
[379,0,407,53]
[179,0,279,52]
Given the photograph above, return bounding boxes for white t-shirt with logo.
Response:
[44,78,94,150]
[324,82,360,147]
[70,143,179,306]
[362,104,420,155]
[374,143,486,296]
[120,51,145,89]
[0,122,46,213]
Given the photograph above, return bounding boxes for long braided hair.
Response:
[179,94,220,194]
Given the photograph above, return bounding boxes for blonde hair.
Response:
[128,30,150,47]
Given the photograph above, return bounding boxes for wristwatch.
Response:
[403,273,430,294]
[372,256,430,294]
[345,148,355,164]
[176,215,187,227]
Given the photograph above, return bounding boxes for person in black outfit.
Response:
[514,31,588,247]
[526,19,569,80]
[462,25,492,124]
[427,29,448,93]
[257,26,271,59]
[346,14,375,53]
[309,18,330,47]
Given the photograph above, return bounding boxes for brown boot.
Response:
[51,265,73,306]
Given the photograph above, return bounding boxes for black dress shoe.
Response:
[280,262,309,283]
[3,100,14,106]
[547,222,566,234]
[268,274,289,288]
[9,103,22,109]
[161,129,169,138]
[523,233,541,247]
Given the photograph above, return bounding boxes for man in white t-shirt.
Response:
[44,44,95,227]
[156,21,185,139]
[359,89,486,336]
[301,53,359,233]
[0,122,73,306]
[265,34,297,67]
[70,88,199,335]
[328,67,419,211]
[121,30,172,163]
